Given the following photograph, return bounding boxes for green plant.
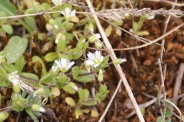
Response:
[0,0,126,121]
[156,100,175,122]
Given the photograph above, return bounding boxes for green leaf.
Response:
[78,88,89,103]
[76,40,88,50]
[65,32,74,44]
[63,82,77,94]
[156,116,162,122]
[2,24,13,34]
[166,118,171,122]
[15,55,25,73]
[72,66,94,83]
[56,39,66,53]
[41,2,52,10]
[0,75,10,87]
[20,72,39,80]
[27,92,41,105]
[105,25,112,37]
[51,87,60,96]
[94,85,109,103]
[56,73,70,88]
[75,108,83,119]
[3,63,18,73]
[32,56,47,75]
[78,88,85,103]
[12,94,28,112]
[99,85,109,94]
[0,0,17,16]
[165,109,173,118]
[44,52,57,62]
[81,99,97,106]
[25,108,39,122]
[25,7,37,14]
[163,101,174,111]
[39,73,53,84]
[90,110,99,117]
[84,89,90,101]
[20,72,39,88]
[140,108,145,116]
[65,97,76,107]
[61,21,74,31]
[69,48,83,60]
[94,56,109,72]
[4,36,28,64]
[0,112,9,122]
[24,17,36,31]
[0,67,10,87]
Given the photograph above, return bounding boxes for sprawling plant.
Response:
[0,0,126,121]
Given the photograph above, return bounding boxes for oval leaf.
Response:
[4,36,28,64]
[65,97,76,107]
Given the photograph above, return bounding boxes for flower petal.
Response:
[95,51,101,59]
[87,52,95,60]
[70,10,76,17]
[67,61,75,69]
[86,60,95,65]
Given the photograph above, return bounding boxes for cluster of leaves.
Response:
[156,101,175,122]
[0,0,114,121]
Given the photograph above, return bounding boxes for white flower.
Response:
[86,51,104,68]
[61,8,76,19]
[8,71,19,85]
[52,0,62,6]
[55,58,74,72]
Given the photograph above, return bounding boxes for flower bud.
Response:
[31,104,45,112]
[98,69,103,82]
[113,58,127,65]
[89,34,101,43]
[95,40,103,49]
[88,23,94,32]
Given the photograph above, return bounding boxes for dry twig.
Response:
[85,0,145,122]
[173,63,184,104]
[97,8,184,22]
[143,0,184,7]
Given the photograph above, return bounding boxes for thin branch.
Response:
[112,23,184,51]
[0,8,184,20]
[126,93,167,119]
[160,0,177,63]
[173,63,184,104]
[164,99,182,120]
[143,0,184,7]
[85,0,145,122]
[98,79,122,122]
[97,8,184,21]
